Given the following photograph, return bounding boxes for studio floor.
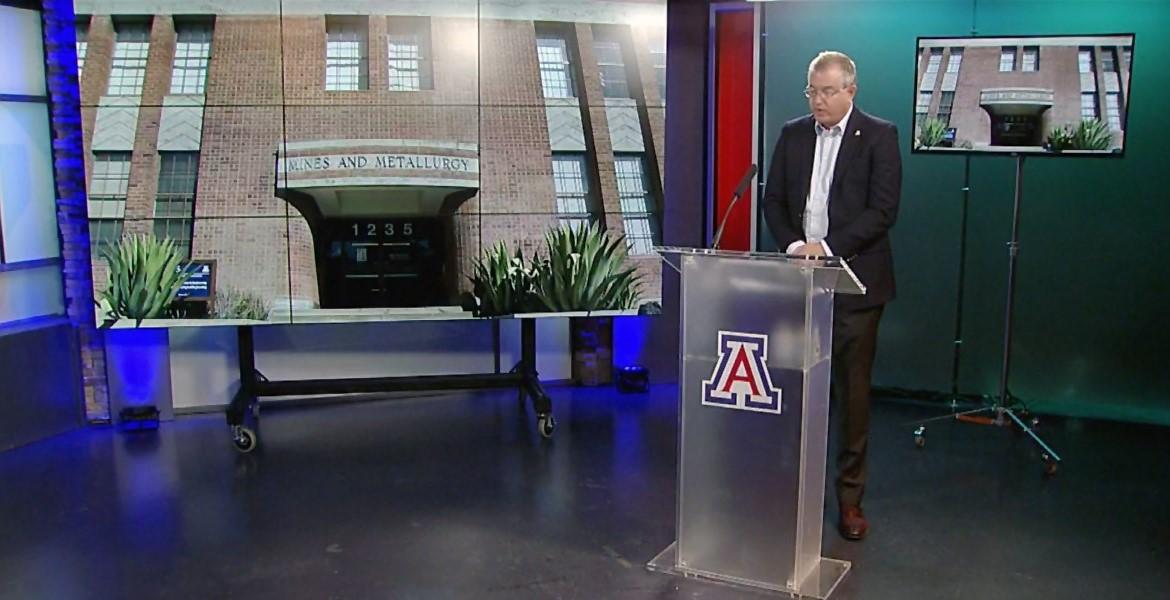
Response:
[0,384,1166,599]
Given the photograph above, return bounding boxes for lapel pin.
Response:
[855,130,861,137]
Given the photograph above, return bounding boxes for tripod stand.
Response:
[911,155,1062,476]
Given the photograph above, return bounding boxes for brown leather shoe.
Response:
[839,504,868,541]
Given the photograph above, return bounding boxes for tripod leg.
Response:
[1005,409,1061,474]
[906,405,994,427]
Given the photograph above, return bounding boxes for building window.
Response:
[999,46,1015,72]
[107,21,150,96]
[387,17,432,91]
[326,16,368,91]
[89,220,124,257]
[1078,47,1095,74]
[945,48,963,73]
[76,18,88,73]
[920,48,942,90]
[1022,46,1039,72]
[551,154,592,228]
[1123,45,1132,70]
[154,152,198,257]
[1105,92,1122,130]
[648,31,666,101]
[937,91,955,128]
[915,91,932,128]
[939,48,962,92]
[1080,92,1099,121]
[170,20,212,95]
[1078,47,1097,95]
[89,152,132,255]
[1101,48,1119,73]
[614,155,660,256]
[536,36,575,99]
[594,38,630,99]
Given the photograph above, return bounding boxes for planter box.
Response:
[570,316,613,386]
[104,326,174,423]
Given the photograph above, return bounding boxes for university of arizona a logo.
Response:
[702,331,782,414]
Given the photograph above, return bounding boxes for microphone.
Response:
[712,164,757,250]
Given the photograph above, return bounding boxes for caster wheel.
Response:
[1041,454,1058,477]
[233,426,258,453]
[913,426,926,449]
[537,414,556,439]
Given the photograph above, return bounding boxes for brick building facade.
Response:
[916,36,1131,151]
[75,0,666,314]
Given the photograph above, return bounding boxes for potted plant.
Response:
[915,117,948,149]
[532,222,641,386]
[98,234,191,424]
[1046,119,1112,153]
[468,241,539,317]
[1069,119,1112,151]
[1045,124,1075,152]
[469,224,642,386]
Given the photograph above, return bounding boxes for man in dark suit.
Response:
[762,51,902,541]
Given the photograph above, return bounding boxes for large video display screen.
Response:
[72,0,666,324]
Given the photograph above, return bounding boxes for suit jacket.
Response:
[761,107,902,310]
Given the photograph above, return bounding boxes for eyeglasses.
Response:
[803,87,842,99]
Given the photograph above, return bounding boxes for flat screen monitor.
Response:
[912,34,1134,156]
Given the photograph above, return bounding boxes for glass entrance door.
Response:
[319,218,446,308]
[990,114,1042,146]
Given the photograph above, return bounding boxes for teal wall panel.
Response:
[759,0,1170,423]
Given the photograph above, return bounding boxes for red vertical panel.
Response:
[712,9,755,251]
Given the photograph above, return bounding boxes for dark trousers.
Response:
[831,303,885,508]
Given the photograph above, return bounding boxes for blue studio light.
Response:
[613,316,650,392]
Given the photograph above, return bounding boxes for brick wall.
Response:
[79,15,110,190]
[45,0,109,421]
[950,46,1098,148]
[121,16,175,236]
[475,18,556,267]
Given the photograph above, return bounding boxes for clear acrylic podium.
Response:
[648,247,865,598]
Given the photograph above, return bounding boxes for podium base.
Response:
[647,541,850,599]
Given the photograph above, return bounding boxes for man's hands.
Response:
[792,242,826,258]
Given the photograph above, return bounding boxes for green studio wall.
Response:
[758,0,1170,424]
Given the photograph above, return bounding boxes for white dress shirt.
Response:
[786,104,854,257]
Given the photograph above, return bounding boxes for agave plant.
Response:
[469,241,537,316]
[100,234,191,326]
[1046,119,1112,152]
[1045,125,1075,152]
[1070,119,1112,150]
[533,222,641,312]
[916,117,948,148]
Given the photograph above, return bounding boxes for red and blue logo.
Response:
[702,331,782,414]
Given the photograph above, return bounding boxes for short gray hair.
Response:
[808,51,857,87]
